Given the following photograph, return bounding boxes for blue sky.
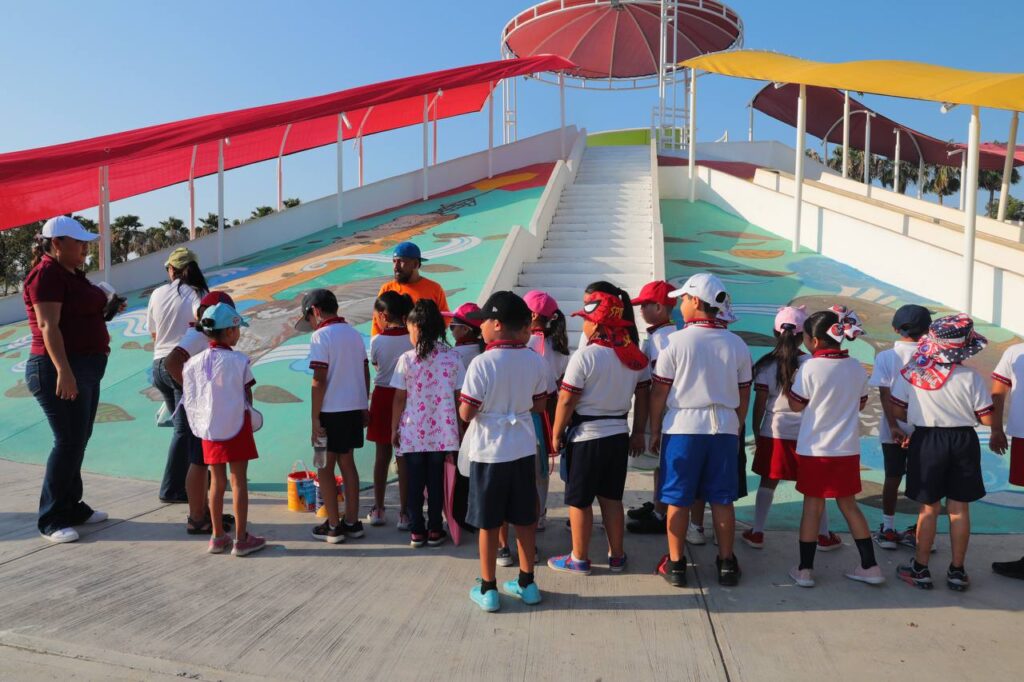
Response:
[2,0,1018,226]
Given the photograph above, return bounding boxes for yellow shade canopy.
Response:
[679,50,1024,112]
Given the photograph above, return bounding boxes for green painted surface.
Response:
[587,129,650,146]
[662,199,1024,533]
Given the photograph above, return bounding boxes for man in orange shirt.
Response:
[371,242,449,336]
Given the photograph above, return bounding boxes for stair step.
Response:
[546,224,653,234]
[523,257,651,275]
[538,245,651,257]
[517,272,652,290]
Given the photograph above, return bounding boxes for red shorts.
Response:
[202,411,259,465]
[795,454,861,498]
[366,385,396,444]
[752,436,798,481]
[1010,438,1024,487]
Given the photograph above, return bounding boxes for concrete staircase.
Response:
[513,145,656,346]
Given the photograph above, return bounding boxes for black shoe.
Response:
[627,513,666,535]
[946,564,970,592]
[159,493,188,504]
[627,502,655,520]
[717,555,741,587]
[657,554,687,587]
[992,556,1024,580]
[339,519,365,538]
[312,520,345,544]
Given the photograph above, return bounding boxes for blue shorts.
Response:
[658,433,739,507]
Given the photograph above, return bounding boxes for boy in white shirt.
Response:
[458,292,550,612]
[990,336,1024,581]
[649,274,751,588]
[890,314,993,591]
[295,289,370,544]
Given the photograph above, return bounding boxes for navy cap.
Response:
[393,241,427,262]
[466,291,531,327]
[892,304,933,336]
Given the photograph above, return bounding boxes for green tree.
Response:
[250,206,275,219]
[282,197,301,209]
[110,214,143,263]
[158,216,188,243]
[198,212,222,237]
[0,221,42,295]
[925,164,961,206]
[986,193,1024,220]
[979,167,1021,211]
[805,148,823,163]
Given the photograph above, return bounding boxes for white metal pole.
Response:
[963,106,982,314]
[917,157,925,200]
[277,124,291,211]
[487,82,494,179]
[433,117,438,166]
[863,113,871,190]
[337,114,345,228]
[959,154,967,211]
[998,112,1019,221]
[894,129,902,192]
[422,95,429,201]
[688,67,697,203]
[217,139,224,266]
[98,166,111,279]
[748,104,754,142]
[358,137,364,188]
[188,145,197,239]
[559,72,566,160]
[658,0,668,149]
[842,91,851,178]
[793,84,807,254]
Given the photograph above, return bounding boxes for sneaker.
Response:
[469,582,500,612]
[496,546,514,567]
[992,556,1024,580]
[896,562,934,589]
[874,524,902,550]
[40,527,79,544]
[686,524,707,546]
[900,526,937,553]
[366,506,386,527]
[627,502,655,520]
[946,565,970,592]
[536,513,547,532]
[608,554,627,572]
[627,514,666,534]
[410,532,426,548]
[207,534,232,554]
[741,529,764,549]
[717,555,741,586]
[397,513,411,531]
[846,564,886,585]
[547,553,592,575]
[817,532,842,552]
[789,565,815,588]
[312,520,346,544]
[656,554,687,587]
[501,579,542,605]
[339,519,364,538]
[83,510,108,525]
[232,533,267,557]
[427,530,448,547]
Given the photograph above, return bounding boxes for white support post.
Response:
[748,103,754,142]
[217,139,225,266]
[688,67,697,203]
[792,84,807,254]
[277,124,291,211]
[336,114,345,228]
[657,0,668,149]
[422,95,429,201]
[487,82,494,179]
[358,136,364,188]
[98,166,111,279]
[863,113,871,191]
[959,153,967,212]
[998,111,1019,222]
[917,157,925,200]
[559,72,566,160]
[188,145,197,240]
[894,129,902,192]
[432,117,438,166]
[842,90,851,178]
[963,106,982,314]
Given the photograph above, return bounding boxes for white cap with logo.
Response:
[669,273,737,322]
[40,216,98,242]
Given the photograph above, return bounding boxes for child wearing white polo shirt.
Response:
[891,314,992,591]
[444,303,486,374]
[990,335,1024,581]
[649,273,751,588]
[458,291,550,612]
[787,306,882,588]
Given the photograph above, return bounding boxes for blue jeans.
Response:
[152,358,198,499]
[404,451,446,534]
[26,353,108,534]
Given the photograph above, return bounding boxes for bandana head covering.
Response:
[825,305,864,343]
[900,313,987,389]
[574,291,647,370]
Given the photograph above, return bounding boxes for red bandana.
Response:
[209,342,233,350]
[316,317,347,330]
[589,332,649,371]
[379,327,409,337]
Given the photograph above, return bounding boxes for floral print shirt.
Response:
[390,346,465,453]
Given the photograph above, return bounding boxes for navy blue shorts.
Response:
[906,426,985,504]
[466,456,538,530]
[320,410,364,454]
[564,433,629,507]
[658,433,739,507]
[881,442,908,478]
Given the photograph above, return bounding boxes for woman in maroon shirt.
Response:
[23,216,120,543]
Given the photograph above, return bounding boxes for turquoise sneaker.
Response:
[501,579,542,605]
[469,581,500,612]
[547,553,592,575]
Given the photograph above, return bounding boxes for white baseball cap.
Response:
[40,216,98,242]
[669,273,737,322]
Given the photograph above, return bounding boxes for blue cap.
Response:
[200,302,249,331]
[392,241,427,262]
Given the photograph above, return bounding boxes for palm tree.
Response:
[805,148,823,163]
[282,197,301,209]
[158,216,188,244]
[250,206,275,219]
[198,212,222,237]
[978,167,1021,210]
[110,214,143,263]
[827,147,870,183]
[925,164,960,206]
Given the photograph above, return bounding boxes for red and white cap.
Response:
[442,302,483,328]
[669,273,736,323]
[631,280,676,307]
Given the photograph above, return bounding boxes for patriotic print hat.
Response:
[900,313,988,389]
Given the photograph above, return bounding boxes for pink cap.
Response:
[442,302,482,328]
[523,290,558,318]
[774,305,807,334]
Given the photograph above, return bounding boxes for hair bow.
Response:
[826,304,864,342]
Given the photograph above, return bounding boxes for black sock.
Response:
[854,537,877,569]
[913,559,929,571]
[480,579,497,594]
[668,558,686,572]
[949,563,964,572]
[518,570,534,588]
[798,541,817,570]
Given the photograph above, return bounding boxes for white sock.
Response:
[752,487,775,533]
[689,521,702,532]
[882,514,895,532]
[819,505,830,536]
[654,510,666,521]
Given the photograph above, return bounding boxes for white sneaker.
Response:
[397,512,411,532]
[686,523,706,546]
[41,527,79,543]
[366,506,386,527]
[536,513,547,532]
[789,565,815,588]
[83,510,108,524]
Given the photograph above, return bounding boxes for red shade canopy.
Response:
[503,0,741,85]
[0,55,575,231]
[753,83,1022,171]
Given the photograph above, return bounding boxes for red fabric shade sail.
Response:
[0,55,574,231]
[753,83,1022,171]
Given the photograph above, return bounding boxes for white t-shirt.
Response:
[182,346,255,441]
[641,322,676,370]
[147,282,202,360]
[527,333,570,395]
[891,365,993,428]
[754,355,808,441]
[560,344,652,442]
[459,344,549,463]
[307,318,369,413]
[369,330,413,388]
[453,342,482,389]
[868,341,918,443]
[790,352,868,457]
[993,343,1024,438]
[175,326,210,360]
[653,322,752,435]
